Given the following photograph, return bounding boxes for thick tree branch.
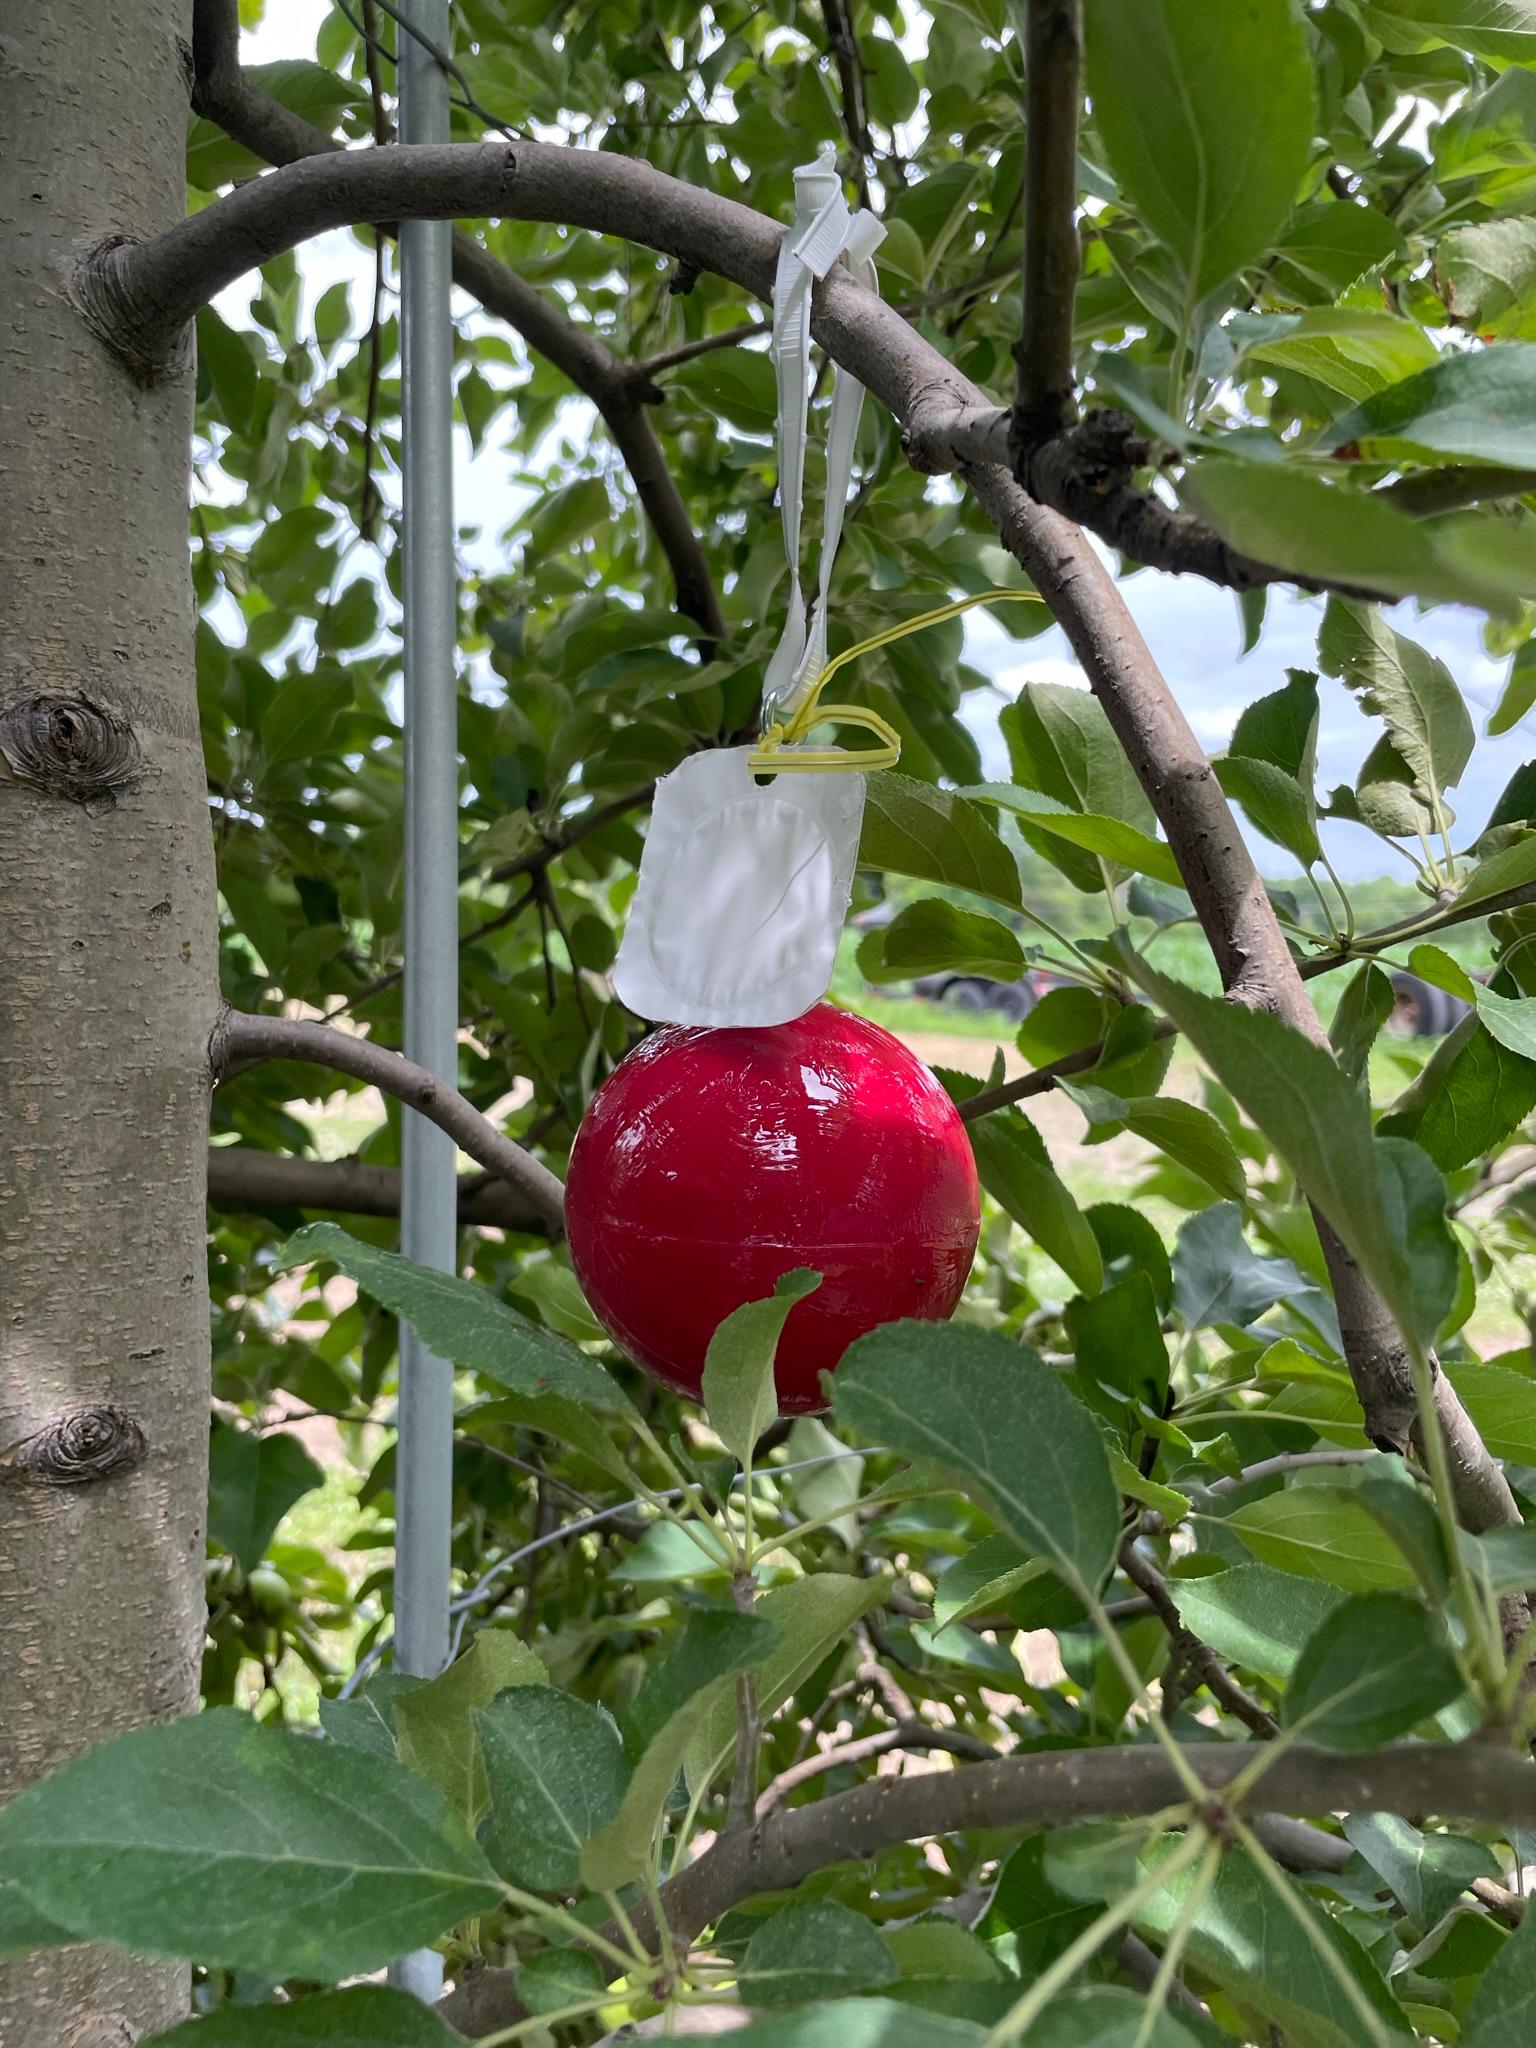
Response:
[1014,1,1081,444]
[643,1738,1536,1950]
[205,1145,554,1232]
[187,0,724,638]
[210,1007,566,1236]
[443,1738,1536,2035]
[963,460,1522,1544]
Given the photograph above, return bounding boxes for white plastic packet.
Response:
[611,746,863,1028]
[611,147,884,1030]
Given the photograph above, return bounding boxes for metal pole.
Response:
[391,0,456,2006]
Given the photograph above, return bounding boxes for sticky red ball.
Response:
[565,1003,981,1414]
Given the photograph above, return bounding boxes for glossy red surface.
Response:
[565,1003,981,1412]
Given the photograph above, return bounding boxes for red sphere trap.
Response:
[565,1004,981,1414]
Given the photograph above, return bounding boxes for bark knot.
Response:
[2,1404,148,1488]
[0,690,143,805]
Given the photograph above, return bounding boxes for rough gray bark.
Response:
[0,4,214,2041]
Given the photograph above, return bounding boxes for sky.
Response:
[227,2,1533,883]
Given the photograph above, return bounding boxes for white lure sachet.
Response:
[611,748,865,1028]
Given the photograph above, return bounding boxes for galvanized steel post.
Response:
[391,0,457,2006]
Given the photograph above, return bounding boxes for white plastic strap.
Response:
[761,146,885,730]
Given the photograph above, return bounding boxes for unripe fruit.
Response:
[565,1003,980,1413]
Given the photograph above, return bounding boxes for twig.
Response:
[1118,1537,1280,1739]
[757,1721,1001,1816]
[325,885,537,1021]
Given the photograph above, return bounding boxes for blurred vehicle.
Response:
[909,968,1064,1022]
[1389,970,1474,1038]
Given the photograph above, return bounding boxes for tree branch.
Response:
[187,0,724,639]
[962,460,1522,1545]
[1014,0,1082,444]
[205,1145,555,1232]
[821,0,875,208]
[210,1007,566,1236]
[641,1738,1536,1951]
[1118,1537,1280,1739]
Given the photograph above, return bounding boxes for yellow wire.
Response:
[749,588,1045,773]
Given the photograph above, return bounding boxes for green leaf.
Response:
[1461,1847,1536,2041]
[1068,1274,1170,1414]
[1410,943,1479,1002]
[738,1900,899,2007]
[962,784,1184,888]
[474,1686,629,1891]
[1319,600,1473,805]
[669,347,777,432]
[1446,1362,1536,1462]
[319,1674,421,1760]
[979,1834,1104,1972]
[858,772,1021,907]
[1083,0,1314,297]
[1171,1202,1303,1331]
[1171,1564,1346,1682]
[1236,312,1434,404]
[277,1224,627,1413]
[148,1987,461,2046]
[1343,1811,1502,1930]
[1181,459,1500,609]
[394,1631,548,1827]
[1226,1488,1418,1593]
[625,1609,778,1761]
[970,1113,1104,1295]
[261,671,352,765]
[1121,1096,1248,1203]
[1476,985,1536,1060]
[1284,1592,1464,1749]
[833,1321,1119,1595]
[1380,1014,1536,1171]
[1328,344,1536,469]
[1089,1201,1174,1313]
[1435,60,1536,180]
[1330,963,1396,1084]
[726,2001,988,2047]
[0,1709,500,1978]
[1452,831,1536,912]
[1491,644,1536,738]
[207,1418,324,1570]
[1015,1988,1204,2047]
[1124,961,1456,1347]
[515,1945,606,2018]
[1002,682,1156,834]
[1440,220,1536,341]
[702,1271,823,1462]
[932,1532,1049,1631]
[1135,1838,1414,2047]
[875,899,1025,981]
[1216,755,1321,868]
[0,1879,72,1962]
[195,308,258,425]
[684,1574,890,1793]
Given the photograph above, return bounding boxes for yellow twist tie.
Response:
[748,588,1045,774]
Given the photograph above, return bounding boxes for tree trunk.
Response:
[0,4,213,2040]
